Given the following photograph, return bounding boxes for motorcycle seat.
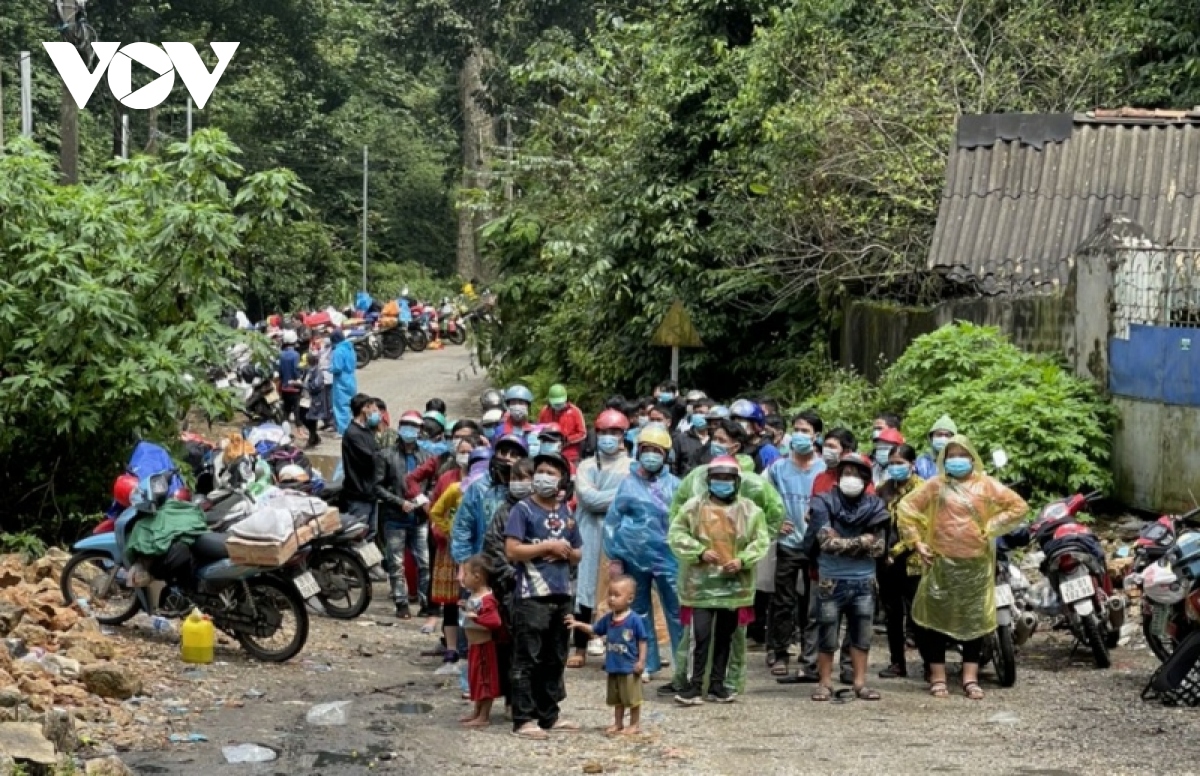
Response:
[192,532,231,563]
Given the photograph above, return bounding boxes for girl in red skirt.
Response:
[461,554,507,727]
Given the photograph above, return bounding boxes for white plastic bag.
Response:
[230,505,295,543]
[306,701,351,726]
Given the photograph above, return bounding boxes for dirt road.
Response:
[104,348,1199,774]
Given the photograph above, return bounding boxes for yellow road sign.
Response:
[651,300,703,348]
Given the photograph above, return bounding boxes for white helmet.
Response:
[1142,560,1186,605]
[277,464,310,483]
[282,330,298,345]
[482,408,504,425]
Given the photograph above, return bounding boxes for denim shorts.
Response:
[816,577,876,653]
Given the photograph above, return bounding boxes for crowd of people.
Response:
[338,381,1030,737]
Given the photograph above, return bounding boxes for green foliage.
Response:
[0,130,308,537]
[369,262,459,304]
[800,370,882,446]
[0,531,47,559]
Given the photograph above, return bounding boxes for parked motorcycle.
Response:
[1030,491,1124,668]
[405,318,429,352]
[1127,508,1200,661]
[61,471,310,662]
[231,364,284,424]
[379,324,407,359]
[350,333,372,369]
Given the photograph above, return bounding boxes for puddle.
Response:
[384,702,433,714]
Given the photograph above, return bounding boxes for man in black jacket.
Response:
[375,415,433,618]
[341,393,381,533]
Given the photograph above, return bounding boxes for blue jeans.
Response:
[627,566,682,675]
[816,578,876,653]
[343,500,376,538]
[384,522,430,607]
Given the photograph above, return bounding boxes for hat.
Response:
[423,410,447,430]
[281,330,298,345]
[837,452,873,478]
[876,428,905,446]
[398,411,423,426]
[707,456,741,477]
[929,414,958,436]
[548,384,568,403]
[533,451,570,477]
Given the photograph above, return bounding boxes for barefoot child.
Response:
[461,554,506,727]
[566,576,649,735]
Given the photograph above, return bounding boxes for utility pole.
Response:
[361,145,369,292]
[0,65,5,148]
[186,96,192,139]
[121,114,129,158]
[20,51,32,138]
[504,110,514,202]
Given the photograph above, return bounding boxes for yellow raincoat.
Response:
[896,435,1028,641]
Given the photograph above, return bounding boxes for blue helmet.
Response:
[468,446,492,467]
[494,433,530,456]
[504,384,534,405]
[730,399,764,426]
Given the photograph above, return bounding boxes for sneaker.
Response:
[707,684,736,704]
[657,682,681,697]
[674,686,704,706]
[434,662,461,676]
[586,638,605,657]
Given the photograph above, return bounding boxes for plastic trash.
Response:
[168,733,209,743]
[1019,550,1045,573]
[244,689,265,699]
[988,712,1019,725]
[306,701,352,726]
[222,744,278,764]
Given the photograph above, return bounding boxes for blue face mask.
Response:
[658,392,674,404]
[427,441,450,457]
[710,442,728,457]
[527,438,541,457]
[709,480,736,500]
[887,463,911,482]
[944,457,973,479]
[483,425,499,441]
[789,433,814,455]
[639,451,665,473]
[540,442,561,455]
[691,413,708,431]
[597,435,621,455]
[931,436,950,452]
[874,448,891,466]
[366,411,382,428]
[398,426,419,443]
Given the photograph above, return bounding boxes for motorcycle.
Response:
[232,364,284,424]
[1126,507,1200,661]
[379,323,407,359]
[350,333,372,369]
[405,317,429,352]
[1030,491,1124,668]
[60,471,310,662]
[987,529,1036,687]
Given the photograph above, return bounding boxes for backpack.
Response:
[265,445,314,481]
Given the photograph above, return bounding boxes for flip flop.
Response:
[831,689,856,705]
[512,724,548,740]
[770,662,790,677]
[549,719,582,732]
[777,673,819,685]
[565,655,586,669]
[811,685,833,702]
[853,686,881,701]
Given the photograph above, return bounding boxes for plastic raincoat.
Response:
[668,492,769,609]
[573,450,632,610]
[896,435,1029,641]
[330,337,358,434]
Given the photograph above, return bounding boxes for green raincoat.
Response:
[126,500,209,563]
[896,435,1028,641]
[668,493,769,609]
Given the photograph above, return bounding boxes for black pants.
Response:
[768,546,808,661]
[510,596,571,730]
[881,561,920,667]
[688,608,738,690]
[917,624,983,665]
[303,417,320,446]
[573,605,594,651]
[749,590,770,643]
[281,390,301,425]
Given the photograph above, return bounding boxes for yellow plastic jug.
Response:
[180,608,215,664]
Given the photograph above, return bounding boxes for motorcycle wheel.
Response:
[233,575,310,663]
[310,546,372,620]
[446,327,466,345]
[354,341,372,369]
[1082,613,1112,669]
[1143,606,1182,663]
[381,331,406,359]
[60,551,141,625]
[993,625,1017,687]
[407,329,428,352]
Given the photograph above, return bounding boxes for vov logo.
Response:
[42,42,239,110]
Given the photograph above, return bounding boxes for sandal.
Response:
[928,681,949,698]
[512,723,548,740]
[853,686,881,701]
[549,719,582,733]
[878,664,907,679]
[962,681,984,700]
[811,685,833,702]
[565,654,586,669]
[770,662,790,677]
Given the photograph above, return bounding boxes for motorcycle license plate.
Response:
[357,543,383,567]
[216,378,230,389]
[265,390,280,404]
[994,584,1014,609]
[294,571,321,599]
[1059,575,1094,603]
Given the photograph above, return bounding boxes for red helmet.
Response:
[708,456,742,477]
[595,409,630,432]
[113,473,139,508]
[399,410,423,426]
[537,423,564,441]
[877,428,905,447]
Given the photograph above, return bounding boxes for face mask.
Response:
[399,426,419,443]
[872,428,882,441]
[789,433,814,455]
[710,442,728,458]
[532,473,560,499]
[456,452,470,467]
[709,480,736,500]
[691,413,707,431]
[483,425,499,440]
[508,405,529,422]
[887,463,911,482]
[527,439,541,457]
[931,436,950,452]
[597,435,621,455]
[489,458,513,485]
[509,480,532,499]
[637,416,649,428]
[822,448,840,467]
[639,451,665,473]
[550,400,567,411]
[839,475,865,498]
[874,448,890,466]
[945,457,973,479]
[366,411,382,428]
[658,392,674,403]
[540,442,561,455]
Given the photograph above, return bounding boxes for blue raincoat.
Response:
[573,450,633,610]
[451,472,509,563]
[330,338,358,434]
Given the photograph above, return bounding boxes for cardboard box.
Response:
[226,533,299,567]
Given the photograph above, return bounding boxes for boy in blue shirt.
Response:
[567,576,649,735]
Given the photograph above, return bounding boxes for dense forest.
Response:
[1,0,1199,534]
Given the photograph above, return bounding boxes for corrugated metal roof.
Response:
[927,112,1200,289]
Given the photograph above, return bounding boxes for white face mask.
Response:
[456,452,470,467]
[839,475,865,498]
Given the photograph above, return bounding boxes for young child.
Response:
[566,575,649,735]
[460,554,507,727]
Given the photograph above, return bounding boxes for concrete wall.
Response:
[840,294,1071,380]
[1112,396,1200,512]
